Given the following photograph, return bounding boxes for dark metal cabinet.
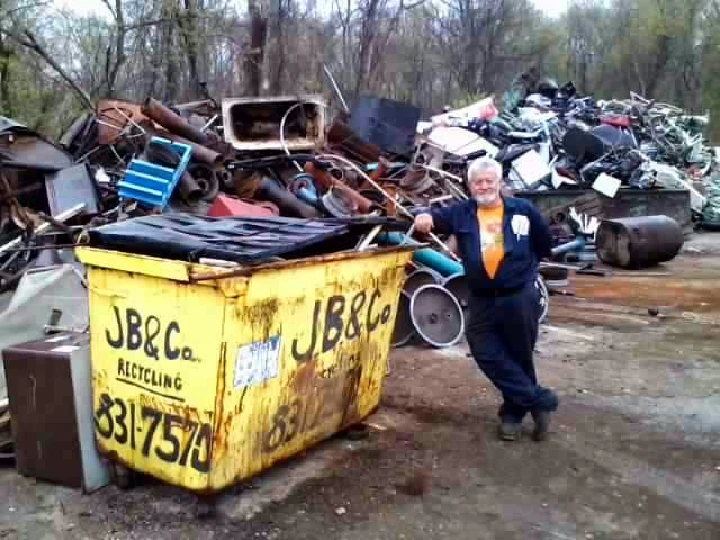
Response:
[2,333,109,492]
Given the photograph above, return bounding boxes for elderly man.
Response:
[414,156,558,441]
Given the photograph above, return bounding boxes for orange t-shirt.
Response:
[477,205,505,279]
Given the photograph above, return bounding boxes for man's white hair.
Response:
[467,156,502,182]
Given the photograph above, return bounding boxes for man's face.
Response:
[468,170,501,207]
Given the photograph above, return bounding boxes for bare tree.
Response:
[244,0,267,96]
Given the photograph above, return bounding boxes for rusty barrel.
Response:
[595,215,684,269]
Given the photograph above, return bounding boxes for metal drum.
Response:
[410,284,465,348]
[390,291,415,348]
[595,215,684,269]
[442,272,470,311]
[403,267,442,296]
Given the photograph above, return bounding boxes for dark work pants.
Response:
[466,281,558,423]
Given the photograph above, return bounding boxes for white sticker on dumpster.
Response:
[234,336,282,389]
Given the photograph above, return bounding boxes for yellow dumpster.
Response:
[75,246,413,493]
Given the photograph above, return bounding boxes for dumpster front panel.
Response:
[87,266,225,491]
[208,249,410,490]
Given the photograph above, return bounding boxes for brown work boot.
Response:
[497,422,522,441]
[531,410,552,442]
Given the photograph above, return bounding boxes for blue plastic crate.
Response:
[118,136,192,209]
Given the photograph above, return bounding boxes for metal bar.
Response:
[0,161,64,173]
[0,182,45,201]
[0,243,82,253]
[0,204,85,256]
[201,115,219,132]
[280,103,308,172]
[155,130,223,165]
[172,99,215,111]
[323,65,350,114]
[356,225,382,251]
[429,195,454,204]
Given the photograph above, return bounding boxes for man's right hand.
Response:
[414,213,434,234]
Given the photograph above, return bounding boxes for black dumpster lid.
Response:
[87,215,354,264]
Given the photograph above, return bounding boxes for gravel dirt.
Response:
[1,235,719,540]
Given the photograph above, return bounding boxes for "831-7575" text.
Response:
[94,393,212,473]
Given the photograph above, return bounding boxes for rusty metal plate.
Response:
[96,99,150,145]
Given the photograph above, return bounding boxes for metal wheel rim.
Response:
[535,275,549,324]
[409,284,465,348]
[403,267,442,296]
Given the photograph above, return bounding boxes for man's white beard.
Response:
[474,194,499,207]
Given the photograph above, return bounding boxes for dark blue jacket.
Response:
[430,197,552,293]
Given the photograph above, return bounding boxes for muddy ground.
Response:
[1,235,719,540]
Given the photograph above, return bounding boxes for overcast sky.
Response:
[55,0,570,19]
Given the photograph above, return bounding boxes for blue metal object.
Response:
[551,236,586,257]
[290,173,320,205]
[551,233,598,263]
[378,232,463,276]
[296,187,319,205]
[118,137,192,209]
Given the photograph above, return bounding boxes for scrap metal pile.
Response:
[0,94,476,351]
[0,74,715,351]
[424,76,715,212]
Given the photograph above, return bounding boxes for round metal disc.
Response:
[442,272,470,311]
[410,284,465,348]
[390,291,415,347]
[188,164,220,202]
[403,268,442,296]
[322,190,355,218]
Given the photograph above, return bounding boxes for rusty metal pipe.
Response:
[167,133,222,165]
[143,126,222,165]
[254,177,321,219]
[142,97,218,147]
[303,161,374,214]
[177,172,203,203]
[143,126,224,166]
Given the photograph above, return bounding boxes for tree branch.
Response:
[123,14,216,31]
[0,26,93,110]
[106,0,127,96]
[100,0,117,19]
[0,2,50,19]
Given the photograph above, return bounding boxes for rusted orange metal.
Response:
[142,97,220,148]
